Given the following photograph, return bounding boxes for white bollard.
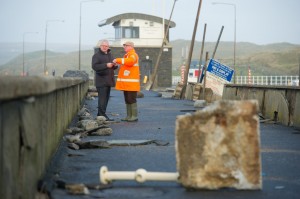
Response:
[99,166,179,184]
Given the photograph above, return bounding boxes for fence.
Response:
[236,76,299,86]
[172,76,299,86]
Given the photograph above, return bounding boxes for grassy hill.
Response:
[170,40,300,76]
[0,50,95,76]
[1,40,300,77]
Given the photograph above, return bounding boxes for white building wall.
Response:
[114,18,164,47]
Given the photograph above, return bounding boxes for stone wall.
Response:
[222,84,300,128]
[0,76,89,199]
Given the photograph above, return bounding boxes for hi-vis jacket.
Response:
[115,49,140,91]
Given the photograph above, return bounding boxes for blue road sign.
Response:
[207,59,234,82]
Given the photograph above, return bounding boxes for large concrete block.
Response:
[175,100,262,190]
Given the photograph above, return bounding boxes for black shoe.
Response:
[103,114,114,121]
[106,117,114,121]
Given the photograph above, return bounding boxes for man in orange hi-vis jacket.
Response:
[113,41,140,122]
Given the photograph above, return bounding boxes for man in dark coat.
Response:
[92,40,118,121]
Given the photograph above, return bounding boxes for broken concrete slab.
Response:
[175,100,262,190]
[69,140,169,149]
[76,140,110,149]
[105,140,169,146]
[91,128,112,136]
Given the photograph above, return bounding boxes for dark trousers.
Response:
[97,86,111,116]
[123,91,137,104]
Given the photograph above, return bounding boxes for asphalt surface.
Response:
[43,89,300,199]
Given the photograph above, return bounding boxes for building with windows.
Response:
[97,13,176,88]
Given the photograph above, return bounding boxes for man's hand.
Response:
[107,63,115,68]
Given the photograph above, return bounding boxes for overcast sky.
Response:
[1,0,300,49]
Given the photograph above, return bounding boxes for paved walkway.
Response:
[43,89,300,199]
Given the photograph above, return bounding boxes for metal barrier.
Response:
[236,76,299,86]
[172,76,299,86]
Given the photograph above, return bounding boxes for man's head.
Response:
[98,39,110,53]
[123,41,134,52]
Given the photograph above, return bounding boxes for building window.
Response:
[115,26,121,39]
[122,26,139,38]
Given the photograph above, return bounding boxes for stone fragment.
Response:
[79,115,94,121]
[85,94,95,100]
[63,134,81,143]
[65,183,90,195]
[91,128,113,136]
[77,120,98,130]
[77,107,90,116]
[88,86,97,92]
[68,127,84,134]
[76,140,110,149]
[194,100,206,108]
[88,92,98,97]
[67,143,80,150]
[96,116,107,122]
[175,100,262,190]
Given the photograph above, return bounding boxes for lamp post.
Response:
[79,0,104,70]
[212,2,236,83]
[44,19,64,75]
[23,32,38,76]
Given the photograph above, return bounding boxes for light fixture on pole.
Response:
[44,19,64,76]
[212,2,236,83]
[23,32,38,76]
[79,0,104,71]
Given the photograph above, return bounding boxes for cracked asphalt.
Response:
[42,89,300,199]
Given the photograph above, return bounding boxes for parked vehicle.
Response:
[187,60,203,83]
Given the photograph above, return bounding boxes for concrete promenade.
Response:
[44,89,300,199]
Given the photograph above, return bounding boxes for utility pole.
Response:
[197,23,206,83]
[212,26,224,59]
[182,0,203,91]
[145,0,178,90]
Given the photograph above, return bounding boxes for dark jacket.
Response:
[92,49,118,87]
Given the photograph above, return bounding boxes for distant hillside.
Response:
[0,42,95,65]
[0,49,95,76]
[170,40,300,76]
[1,41,300,76]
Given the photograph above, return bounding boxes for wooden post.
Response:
[182,0,203,98]
[212,26,224,59]
[201,52,209,100]
[198,23,207,83]
[145,0,177,90]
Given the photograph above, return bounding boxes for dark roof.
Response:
[98,13,176,28]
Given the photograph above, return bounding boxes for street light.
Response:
[44,19,64,75]
[79,0,104,70]
[23,32,38,76]
[212,2,236,83]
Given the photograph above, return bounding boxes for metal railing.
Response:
[236,76,299,86]
[172,76,299,86]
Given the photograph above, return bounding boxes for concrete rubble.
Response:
[176,100,262,190]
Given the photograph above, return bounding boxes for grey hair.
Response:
[100,39,110,46]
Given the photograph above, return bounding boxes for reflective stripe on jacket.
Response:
[115,49,140,91]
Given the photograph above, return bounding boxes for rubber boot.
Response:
[121,104,131,121]
[127,103,138,122]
